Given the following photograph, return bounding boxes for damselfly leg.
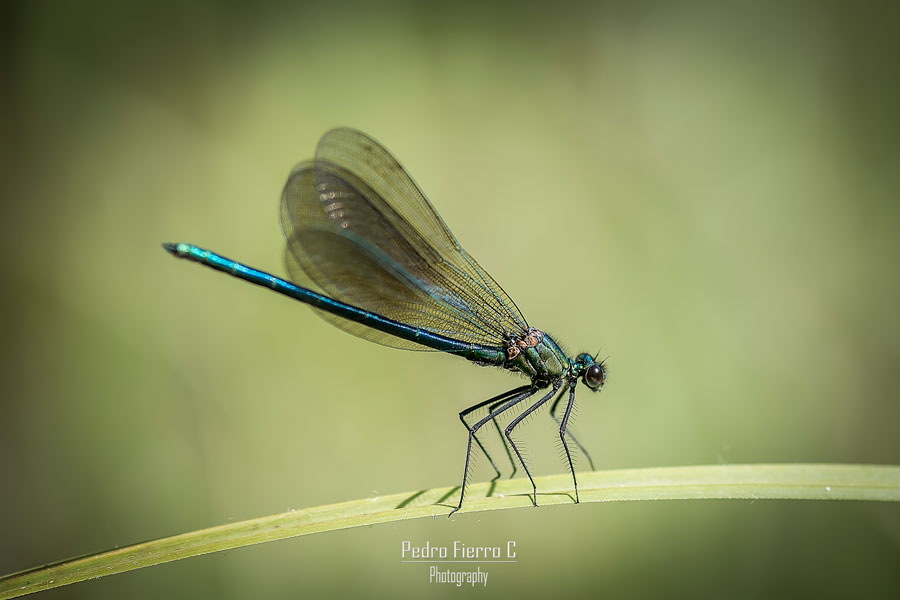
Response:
[450,385,541,516]
[458,384,532,482]
[503,380,564,507]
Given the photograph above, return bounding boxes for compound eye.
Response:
[584,363,605,390]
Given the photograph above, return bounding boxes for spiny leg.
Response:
[459,384,532,481]
[558,379,581,503]
[450,386,541,516]
[488,396,519,479]
[504,380,564,507]
[550,381,595,470]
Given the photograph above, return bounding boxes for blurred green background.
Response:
[2,0,899,597]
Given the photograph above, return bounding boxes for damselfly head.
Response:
[575,353,607,392]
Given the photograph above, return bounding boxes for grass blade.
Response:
[2,463,898,599]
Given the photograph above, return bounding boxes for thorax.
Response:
[504,328,570,382]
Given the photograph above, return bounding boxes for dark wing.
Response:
[279,128,529,351]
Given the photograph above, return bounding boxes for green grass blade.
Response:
[2,463,898,599]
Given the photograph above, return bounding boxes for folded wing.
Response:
[280,128,529,350]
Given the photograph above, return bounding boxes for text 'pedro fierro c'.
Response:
[401,540,517,560]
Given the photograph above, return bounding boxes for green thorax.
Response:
[505,328,570,382]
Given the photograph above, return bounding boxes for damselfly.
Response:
[164,128,608,514]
